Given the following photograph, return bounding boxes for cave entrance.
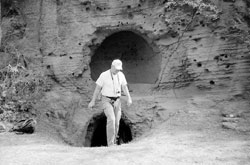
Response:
[90,31,161,84]
[85,112,133,147]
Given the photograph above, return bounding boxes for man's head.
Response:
[111,59,123,71]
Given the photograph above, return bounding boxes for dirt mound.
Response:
[0,92,250,165]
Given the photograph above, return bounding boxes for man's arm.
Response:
[121,84,132,106]
[88,84,102,109]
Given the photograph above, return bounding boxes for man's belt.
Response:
[104,96,120,101]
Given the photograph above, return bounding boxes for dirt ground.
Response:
[0,88,250,165]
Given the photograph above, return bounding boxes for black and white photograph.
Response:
[0,0,250,164]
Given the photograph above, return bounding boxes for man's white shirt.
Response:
[96,69,127,97]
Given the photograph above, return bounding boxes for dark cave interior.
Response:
[90,31,161,84]
[85,112,133,147]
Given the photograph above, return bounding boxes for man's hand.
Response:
[88,84,101,110]
[127,98,132,107]
[88,100,95,109]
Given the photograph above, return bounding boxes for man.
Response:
[88,59,132,146]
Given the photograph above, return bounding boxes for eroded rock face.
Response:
[1,0,250,146]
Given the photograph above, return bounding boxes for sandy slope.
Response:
[0,92,250,165]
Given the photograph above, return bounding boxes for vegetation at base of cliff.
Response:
[0,0,45,125]
[0,54,46,124]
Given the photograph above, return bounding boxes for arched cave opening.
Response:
[85,112,133,147]
[90,31,161,84]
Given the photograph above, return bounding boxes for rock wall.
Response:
[1,0,250,146]
[0,3,1,46]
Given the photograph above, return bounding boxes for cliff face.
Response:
[1,0,250,146]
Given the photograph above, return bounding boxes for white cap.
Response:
[112,59,123,70]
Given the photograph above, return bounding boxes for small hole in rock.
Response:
[210,80,215,85]
[204,69,209,72]
[193,38,201,42]
[197,62,202,67]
